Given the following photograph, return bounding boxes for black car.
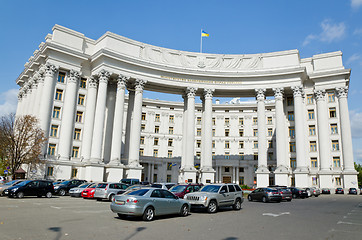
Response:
[6,180,54,198]
[335,188,344,194]
[247,188,282,203]
[322,188,331,194]
[54,179,86,196]
[348,188,357,195]
[289,187,308,198]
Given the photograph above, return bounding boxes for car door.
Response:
[218,185,230,206]
[227,185,237,204]
[150,189,168,215]
[160,189,180,214]
[25,181,38,196]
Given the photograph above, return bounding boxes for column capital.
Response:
[117,75,130,90]
[336,86,348,98]
[203,88,215,99]
[98,69,111,83]
[255,88,266,101]
[273,87,284,100]
[314,89,326,101]
[42,62,58,77]
[88,76,97,88]
[186,87,198,98]
[135,78,147,91]
[291,85,304,98]
[69,70,81,83]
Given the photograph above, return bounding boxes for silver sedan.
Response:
[110,188,190,221]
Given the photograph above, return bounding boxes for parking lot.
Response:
[0,195,361,240]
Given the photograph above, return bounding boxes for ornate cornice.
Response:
[291,86,304,98]
[336,86,348,98]
[314,89,326,101]
[272,87,284,101]
[186,87,197,98]
[204,88,215,99]
[69,70,81,83]
[43,62,58,77]
[255,88,266,101]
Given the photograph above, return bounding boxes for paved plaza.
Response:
[0,195,361,240]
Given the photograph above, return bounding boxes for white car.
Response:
[151,183,176,190]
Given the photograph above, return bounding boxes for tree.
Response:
[0,113,46,180]
[355,163,362,187]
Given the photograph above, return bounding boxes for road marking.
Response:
[262,212,290,217]
[337,221,362,226]
[50,206,62,209]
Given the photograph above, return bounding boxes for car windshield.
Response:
[170,185,187,193]
[78,183,89,188]
[151,184,162,188]
[200,185,220,193]
[60,180,71,185]
[4,180,18,186]
[15,180,32,187]
[126,189,149,196]
[97,183,108,188]
[87,183,96,188]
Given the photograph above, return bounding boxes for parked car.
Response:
[120,179,140,186]
[69,183,94,197]
[117,184,152,195]
[140,181,150,185]
[0,180,23,196]
[110,188,190,221]
[322,188,331,194]
[348,188,357,195]
[151,183,176,190]
[311,187,321,197]
[248,188,282,203]
[54,179,87,196]
[268,185,292,201]
[304,188,313,197]
[335,188,344,194]
[0,176,5,184]
[94,182,128,201]
[170,183,203,199]
[5,180,54,198]
[81,183,97,199]
[289,187,308,198]
[185,184,243,213]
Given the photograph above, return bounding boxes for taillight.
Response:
[126,198,138,203]
[299,191,301,194]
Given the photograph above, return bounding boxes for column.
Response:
[90,70,110,163]
[126,79,147,179]
[292,86,309,188]
[81,77,97,162]
[200,88,215,184]
[181,94,188,168]
[336,87,358,189]
[58,70,80,161]
[22,85,29,115]
[27,79,36,115]
[39,63,58,153]
[273,88,289,186]
[16,90,24,117]
[34,72,44,117]
[255,88,269,187]
[110,75,128,164]
[219,166,222,183]
[236,166,240,184]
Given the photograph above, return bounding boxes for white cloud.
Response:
[353,28,362,36]
[303,19,346,46]
[0,88,18,117]
[354,148,362,164]
[346,53,361,65]
[351,0,362,9]
[350,110,362,138]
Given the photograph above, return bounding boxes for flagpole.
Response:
[200,29,203,53]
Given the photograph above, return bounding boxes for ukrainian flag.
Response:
[201,30,209,37]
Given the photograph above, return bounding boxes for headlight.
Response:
[91,189,95,193]
[199,196,208,201]
[54,186,59,189]
[11,188,18,192]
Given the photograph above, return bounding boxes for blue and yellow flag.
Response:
[201,30,209,37]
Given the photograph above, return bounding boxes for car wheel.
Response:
[117,213,127,219]
[207,200,218,213]
[233,198,242,210]
[180,204,189,217]
[143,207,155,221]
[262,196,268,203]
[59,189,66,196]
[109,194,115,202]
[46,192,52,198]
[17,192,24,199]
[248,195,252,201]
[292,194,297,198]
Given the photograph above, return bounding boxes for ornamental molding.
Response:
[186,87,197,98]
[255,88,266,101]
[272,87,284,100]
[175,113,183,118]
[69,70,81,83]
[291,85,304,98]
[43,62,58,77]
[117,75,130,89]
[135,78,147,91]
[336,86,348,98]
[98,69,111,83]
[314,89,326,101]
[203,88,215,99]
[88,76,97,88]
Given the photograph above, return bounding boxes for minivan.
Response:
[120,178,140,186]
[6,180,54,198]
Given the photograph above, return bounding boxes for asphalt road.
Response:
[0,194,361,240]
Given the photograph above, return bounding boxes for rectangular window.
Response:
[290,158,296,168]
[153,138,159,145]
[307,95,314,104]
[311,158,318,168]
[239,117,244,125]
[154,126,159,133]
[140,136,145,145]
[268,140,273,148]
[239,152,244,160]
[71,168,78,178]
[167,151,172,158]
[225,141,230,149]
[141,112,146,121]
[80,78,86,88]
[254,154,258,160]
[331,124,338,134]
[333,157,341,168]
[166,175,171,182]
[254,141,258,149]
[72,146,79,158]
[139,148,144,156]
[168,138,173,147]
[153,149,158,157]
[55,89,63,101]
[253,117,258,125]
[76,111,83,123]
[289,127,295,138]
[288,111,294,121]
[47,167,54,176]
[253,129,258,137]
[332,140,339,151]
[310,141,317,152]
[169,115,174,123]
[48,144,56,156]
[225,129,229,137]
[224,152,230,160]
[328,92,335,102]
[267,117,272,125]
[268,152,273,160]
[196,152,201,159]
[212,118,216,125]
[197,117,202,125]
[239,176,245,185]
[329,108,336,118]
[141,124,145,131]
[197,128,201,136]
[268,128,273,136]
[287,97,294,106]
[78,94,85,105]
[289,142,296,152]
[53,107,61,119]
[308,110,315,120]
[239,129,244,137]
[155,114,160,122]
[309,125,316,136]
[58,72,65,83]
[225,118,230,125]
[196,140,201,148]
[239,141,244,149]
[74,128,81,140]
[50,125,58,137]
[335,177,341,186]
[212,129,215,136]
[167,162,172,170]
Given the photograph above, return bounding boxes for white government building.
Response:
[15,25,358,189]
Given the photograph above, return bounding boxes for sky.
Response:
[0,0,362,163]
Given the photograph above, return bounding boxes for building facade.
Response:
[15,25,358,189]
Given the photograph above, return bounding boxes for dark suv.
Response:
[54,179,86,196]
[247,188,282,203]
[6,180,54,198]
[170,183,203,199]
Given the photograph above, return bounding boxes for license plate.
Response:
[116,200,125,205]
[83,193,87,195]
